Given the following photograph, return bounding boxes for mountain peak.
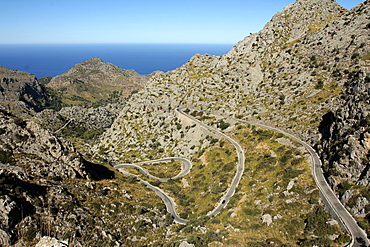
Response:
[91,57,103,61]
[46,58,150,105]
[272,0,346,36]
[229,0,346,57]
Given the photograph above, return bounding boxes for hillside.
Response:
[0,66,60,117]
[47,57,153,106]
[0,0,369,246]
[97,0,369,245]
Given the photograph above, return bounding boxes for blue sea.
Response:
[0,43,233,78]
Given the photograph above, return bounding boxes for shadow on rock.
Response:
[83,159,115,180]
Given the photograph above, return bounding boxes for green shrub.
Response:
[25,227,37,241]
[315,79,324,89]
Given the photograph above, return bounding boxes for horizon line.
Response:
[0,42,235,46]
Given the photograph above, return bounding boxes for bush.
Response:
[351,53,360,59]
[217,119,230,130]
[14,117,26,127]
[0,149,14,165]
[338,181,351,197]
[25,227,37,241]
[315,79,324,89]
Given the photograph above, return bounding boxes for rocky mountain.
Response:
[0,69,170,246]
[1,0,369,246]
[97,0,370,244]
[0,66,60,118]
[47,57,153,106]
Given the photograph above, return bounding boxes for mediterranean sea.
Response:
[0,43,233,78]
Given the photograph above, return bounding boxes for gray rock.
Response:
[35,236,68,247]
[179,241,195,247]
[262,214,273,226]
[0,229,11,247]
[0,195,19,229]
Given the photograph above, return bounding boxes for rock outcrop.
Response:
[318,70,370,218]
[0,66,59,117]
[0,109,116,245]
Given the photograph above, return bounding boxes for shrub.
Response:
[338,181,351,197]
[217,119,230,130]
[25,227,37,241]
[351,53,360,59]
[315,79,324,89]
[14,117,26,127]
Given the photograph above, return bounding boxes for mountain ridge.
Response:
[98,0,369,243]
[47,57,153,105]
[0,0,369,246]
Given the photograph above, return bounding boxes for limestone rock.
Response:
[262,214,273,226]
[35,236,68,247]
[0,195,19,229]
[318,70,370,215]
[179,241,195,247]
[0,229,11,247]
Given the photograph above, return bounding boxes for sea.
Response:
[0,43,233,79]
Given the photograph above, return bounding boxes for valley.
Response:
[0,0,369,246]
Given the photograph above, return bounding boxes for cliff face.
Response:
[0,108,116,246]
[47,57,151,106]
[0,66,59,117]
[318,70,370,218]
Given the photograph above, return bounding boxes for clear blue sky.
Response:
[0,0,364,44]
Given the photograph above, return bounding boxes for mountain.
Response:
[0,66,61,117]
[1,0,370,246]
[98,0,369,245]
[47,57,153,106]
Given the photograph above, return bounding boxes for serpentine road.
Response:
[114,157,191,224]
[175,107,245,217]
[202,109,369,247]
[114,107,369,246]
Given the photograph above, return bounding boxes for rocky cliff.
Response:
[0,66,60,118]
[0,108,118,246]
[47,57,152,106]
[318,70,370,220]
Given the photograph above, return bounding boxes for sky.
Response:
[0,0,365,44]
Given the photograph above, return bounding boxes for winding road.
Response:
[175,107,245,217]
[209,111,369,247]
[114,157,191,224]
[114,107,369,246]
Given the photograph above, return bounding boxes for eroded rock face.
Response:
[0,109,116,246]
[0,111,89,179]
[318,70,370,217]
[0,229,11,247]
[0,195,19,229]
[35,236,68,247]
[0,66,57,117]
